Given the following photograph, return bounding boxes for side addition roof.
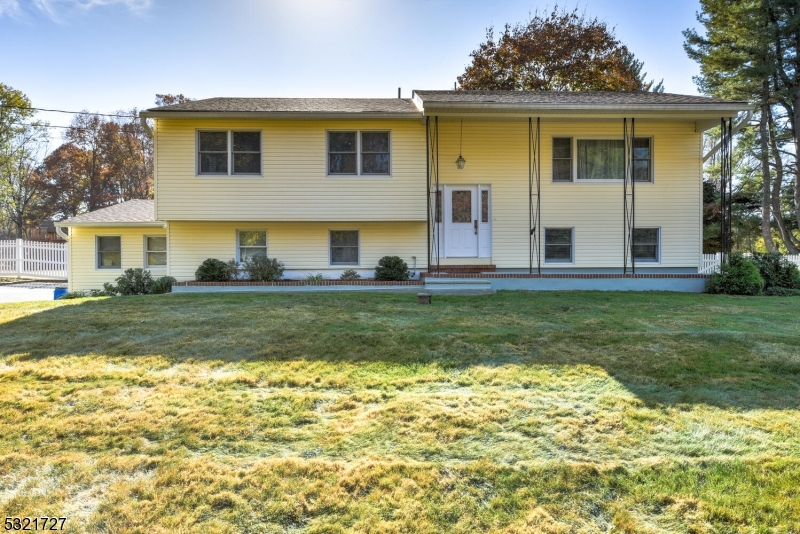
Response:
[61,200,163,227]
[140,98,422,120]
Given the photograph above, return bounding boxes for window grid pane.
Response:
[633,138,652,182]
[552,138,573,182]
[577,139,624,180]
[481,190,489,223]
[232,132,261,174]
[361,132,390,175]
[199,131,229,175]
[329,132,357,175]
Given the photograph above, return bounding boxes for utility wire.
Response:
[0,104,138,118]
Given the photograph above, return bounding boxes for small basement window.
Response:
[633,228,659,262]
[237,230,267,261]
[330,230,359,265]
[97,236,121,269]
[544,228,573,263]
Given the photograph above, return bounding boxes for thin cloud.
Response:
[25,0,152,20]
[0,0,22,18]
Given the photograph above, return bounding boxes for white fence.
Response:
[0,239,67,280]
[700,253,800,274]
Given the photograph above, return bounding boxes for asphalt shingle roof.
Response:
[147,98,420,114]
[413,90,748,106]
[63,200,158,225]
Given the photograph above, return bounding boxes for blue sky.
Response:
[1,0,706,139]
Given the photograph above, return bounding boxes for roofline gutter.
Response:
[702,110,753,162]
[139,111,424,120]
[60,221,166,228]
[419,102,753,114]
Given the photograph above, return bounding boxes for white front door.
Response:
[444,186,479,257]
[437,185,492,258]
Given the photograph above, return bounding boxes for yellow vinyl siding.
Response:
[68,226,167,291]
[167,221,426,281]
[432,119,701,269]
[155,119,426,222]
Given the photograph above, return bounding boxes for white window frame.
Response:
[143,235,168,269]
[329,229,360,266]
[96,235,122,270]
[551,136,654,183]
[197,130,262,177]
[326,130,391,177]
[632,227,661,263]
[236,229,268,262]
[543,227,575,264]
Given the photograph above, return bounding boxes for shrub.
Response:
[304,273,327,283]
[151,276,176,294]
[242,256,284,282]
[706,253,765,296]
[340,269,361,281]
[374,255,409,281]
[104,268,154,296]
[750,253,800,292]
[195,259,231,282]
[225,259,241,281]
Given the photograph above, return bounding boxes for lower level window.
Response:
[97,236,121,268]
[633,228,659,262]
[238,230,267,261]
[544,228,573,263]
[330,230,359,265]
[145,236,167,267]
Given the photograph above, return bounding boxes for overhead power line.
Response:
[0,104,138,119]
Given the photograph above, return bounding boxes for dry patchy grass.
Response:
[1,291,799,532]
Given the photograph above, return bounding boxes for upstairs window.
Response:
[552,138,572,182]
[328,131,390,176]
[552,137,652,182]
[198,131,261,175]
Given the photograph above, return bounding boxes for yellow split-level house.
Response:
[60,90,751,292]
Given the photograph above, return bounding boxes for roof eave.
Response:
[139,111,423,120]
[417,102,752,115]
[60,221,165,228]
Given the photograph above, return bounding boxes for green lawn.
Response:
[1,291,799,533]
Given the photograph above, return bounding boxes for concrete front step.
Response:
[423,278,495,295]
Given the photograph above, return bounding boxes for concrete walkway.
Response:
[0,282,66,303]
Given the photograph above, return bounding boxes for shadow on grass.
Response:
[1,291,799,410]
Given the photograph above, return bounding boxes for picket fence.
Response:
[700,253,800,274]
[0,239,67,280]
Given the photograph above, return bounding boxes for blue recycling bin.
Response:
[54,288,68,300]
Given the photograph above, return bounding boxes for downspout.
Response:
[702,110,753,162]
[55,225,70,289]
[140,116,154,137]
